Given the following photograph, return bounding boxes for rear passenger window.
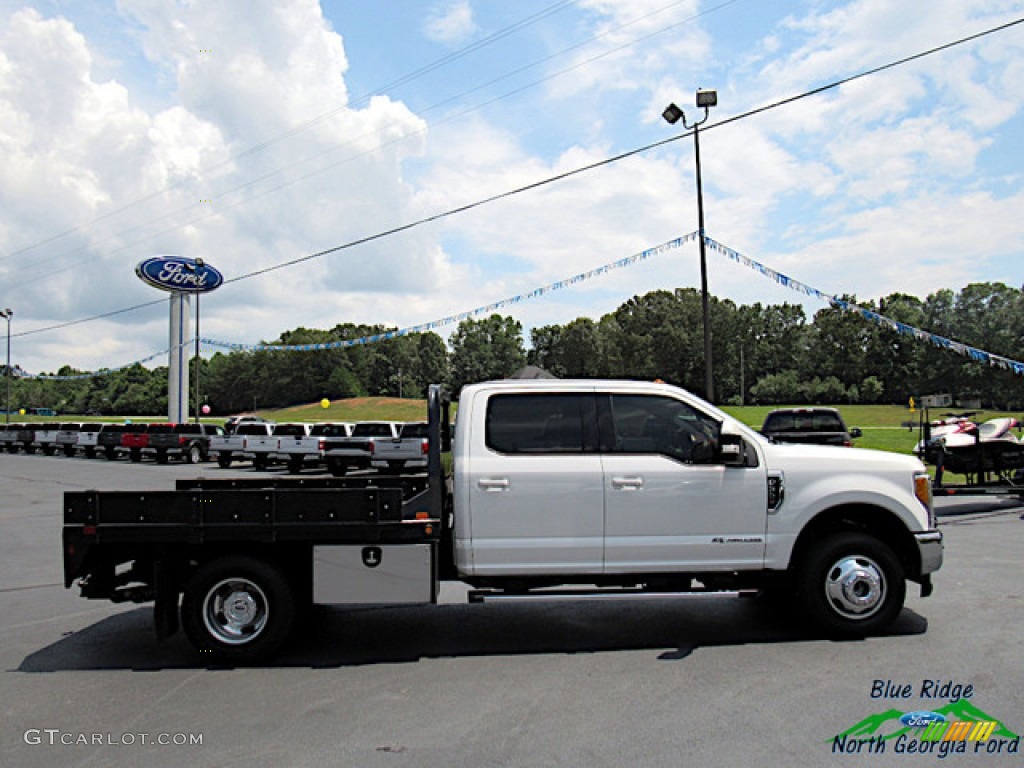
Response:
[486,394,588,454]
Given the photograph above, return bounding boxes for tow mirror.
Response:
[719,432,746,466]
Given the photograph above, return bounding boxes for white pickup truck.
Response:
[323,421,400,475]
[210,422,275,468]
[63,379,942,662]
[371,421,430,472]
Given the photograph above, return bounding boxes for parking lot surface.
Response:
[1,452,1022,767]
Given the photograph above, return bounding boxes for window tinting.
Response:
[606,395,720,463]
[486,394,586,454]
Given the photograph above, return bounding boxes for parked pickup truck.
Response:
[760,407,862,447]
[274,422,354,474]
[98,423,129,460]
[76,423,105,458]
[242,423,279,470]
[145,423,223,464]
[209,422,275,468]
[323,421,400,476]
[62,380,942,663]
[56,423,82,457]
[118,423,151,463]
[0,424,18,453]
[371,421,430,473]
[31,423,61,455]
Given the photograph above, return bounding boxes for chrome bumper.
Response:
[915,530,944,575]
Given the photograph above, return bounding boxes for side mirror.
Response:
[718,432,746,466]
[850,427,862,439]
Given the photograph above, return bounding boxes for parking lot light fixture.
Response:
[663,89,717,402]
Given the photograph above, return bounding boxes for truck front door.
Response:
[599,393,767,573]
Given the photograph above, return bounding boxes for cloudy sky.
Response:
[1,0,1022,376]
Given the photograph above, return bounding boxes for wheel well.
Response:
[789,505,921,580]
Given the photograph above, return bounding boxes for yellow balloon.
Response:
[320,398,330,409]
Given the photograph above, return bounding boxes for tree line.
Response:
[6,281,1023,417]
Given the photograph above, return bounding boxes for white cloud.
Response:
[424,1,478,46]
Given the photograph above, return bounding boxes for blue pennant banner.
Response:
[704,235,1024,377]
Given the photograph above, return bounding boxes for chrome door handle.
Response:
[478,477,510,491]
[611,476,644,489]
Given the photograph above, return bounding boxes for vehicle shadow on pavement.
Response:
[17,597,928,672]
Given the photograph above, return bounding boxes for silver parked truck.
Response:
[62,381,942,663]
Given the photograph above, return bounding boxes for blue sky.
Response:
[0,0,1022,376]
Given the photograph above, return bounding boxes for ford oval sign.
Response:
[136,256,224,293]
[899,711,946,728]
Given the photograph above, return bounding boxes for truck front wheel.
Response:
[181,556,296,663]
[797,533,905,637]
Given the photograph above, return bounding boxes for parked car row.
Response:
[0,420,432,474]
[211,420,430,475]
[0,422,223,463]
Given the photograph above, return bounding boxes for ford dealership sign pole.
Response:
[136,256,224,423]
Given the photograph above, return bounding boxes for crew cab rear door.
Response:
[463,391,604,575]
[599,392,767,573]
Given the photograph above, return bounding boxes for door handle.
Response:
[478,477,510,491]
[611,476,644,489]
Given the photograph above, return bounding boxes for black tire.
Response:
[181,556,296,663]
[797,532,905,636]
[186,444,203,464]
[217,454,232,468]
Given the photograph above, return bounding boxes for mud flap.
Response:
[153,561,180,641]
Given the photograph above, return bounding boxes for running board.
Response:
[467,588,761,604]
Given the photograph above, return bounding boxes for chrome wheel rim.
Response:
[203,578,270,645]
[824,555,885,620]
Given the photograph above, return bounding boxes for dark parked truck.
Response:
[145,423,222,464]
[63,382,942,663]
[760,407,862,447]
[97,423,129,460]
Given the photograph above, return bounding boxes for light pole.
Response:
[0,309,10,424]
[663,89,717,403]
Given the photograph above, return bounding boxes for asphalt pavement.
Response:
[0,451,1022,767]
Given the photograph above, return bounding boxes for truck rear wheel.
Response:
[797,532,905,636]
[186,444,203,464]
[181,556,296,663]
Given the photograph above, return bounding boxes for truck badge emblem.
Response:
[362,547,382,568]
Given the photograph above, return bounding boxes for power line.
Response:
[12,15,1023,340]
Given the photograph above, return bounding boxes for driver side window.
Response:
[604,394,720,463]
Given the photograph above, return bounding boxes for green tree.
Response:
[449,315,526,395]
